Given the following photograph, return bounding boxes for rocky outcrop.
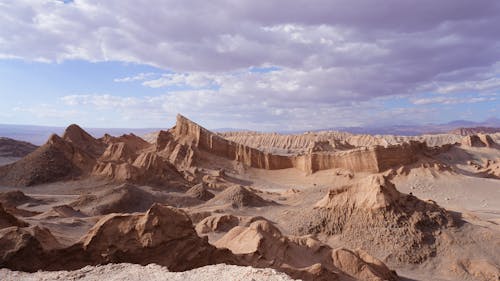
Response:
[0,134,96,186]
[461,134,497,148]
[294,175,454,264]
[0,204,235,272]
[39,205,85,219]
[0,203,401,281]
[215,219,398,281]
[70,184,159,216]
[0,137,37,157]
[79,204,230,270]
[0,225,62,271]
[158,115,431,175]
[0,203,28,229]
[0,190,43,209]
[101,133,151,151]
[449,127,500,136]
[62,124,106,157]
[186,183,215,201]
[220,131,353,154]
[206,185,276,208]
[195,214,268,235]
[93,138,187,188]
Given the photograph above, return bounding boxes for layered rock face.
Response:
[461,134,497,147]
[163,114,431,174]
[295,175,454,264]
[0,114,455,186]
[450,127,500,136]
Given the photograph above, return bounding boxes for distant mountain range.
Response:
[1,117,499,145]
[216,118,500,136]
[332,118,500,136]
[0,124,161,145]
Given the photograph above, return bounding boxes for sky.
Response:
[0,0,499,131]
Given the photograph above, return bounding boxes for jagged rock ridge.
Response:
[156,114,437,174]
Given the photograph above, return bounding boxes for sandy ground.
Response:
[0,263,298,281]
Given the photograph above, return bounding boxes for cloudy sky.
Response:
[0,0,499,130]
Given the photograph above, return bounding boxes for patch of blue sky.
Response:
[248,66,281,73]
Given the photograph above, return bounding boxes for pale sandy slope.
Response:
[0,264,298,281]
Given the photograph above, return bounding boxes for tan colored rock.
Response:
[0,137,37,157]
[461,134,497,147]
[0,133,95,186]
[99,142,137,162]
[0,203,28,229]
[70,184,157,216]
[80,204,230,271]
[62,124,106,157]
[296,175,454,264]
[163,115,429,174]
[0,225,62,271]
[196,214,240,234]
[186,183,215,201]
[206,185,275,208]
[215,220,398,281]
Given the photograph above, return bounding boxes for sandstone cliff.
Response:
[162,114,433,174]
[461,134,498,148]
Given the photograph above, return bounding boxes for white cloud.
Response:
[113,72,156,82]
[411,96,497,105]
[1,0,500,127]
[142,72,217,89]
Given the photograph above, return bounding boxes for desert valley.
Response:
[0,114,498,281]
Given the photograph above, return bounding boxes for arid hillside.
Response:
[0,114,499,281]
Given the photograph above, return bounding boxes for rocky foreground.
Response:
[0,263,297,281]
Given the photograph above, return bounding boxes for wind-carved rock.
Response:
[161,114,430,174]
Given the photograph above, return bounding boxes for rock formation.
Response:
[294,175,454,264]
[0,225,62,271]
[0,204,234,272]
[0,115,458,187]
[461,134,497,148]
[449,127,500,136]
[215,219,398,281]
[0,199,404,281]
[79,204,231,270]
[70,184,159,216]
[195,214,268,235]
[0,190,43,209]
[186,183,215,201]
[156,114,432,175]
[0,137,37,157]
[0,134,95,186]
[62,124,106,157]
[0,203,28,228]
[206,185,275,208]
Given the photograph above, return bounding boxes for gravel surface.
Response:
[0,263,299,281]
